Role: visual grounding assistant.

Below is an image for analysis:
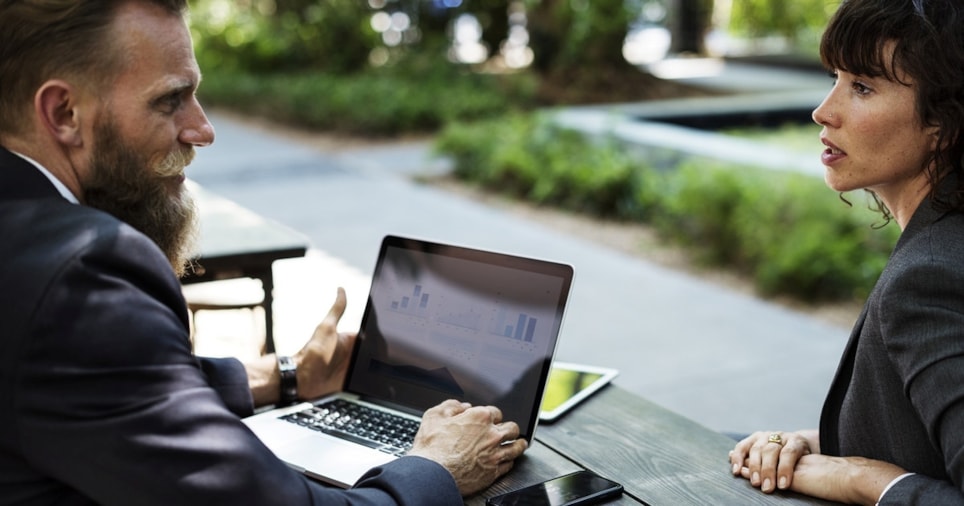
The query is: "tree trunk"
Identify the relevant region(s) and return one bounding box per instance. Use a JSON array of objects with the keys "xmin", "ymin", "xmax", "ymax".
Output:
[{"xmin": 668, "ymin": 0, "xmax": 714, "ymax": 55}]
